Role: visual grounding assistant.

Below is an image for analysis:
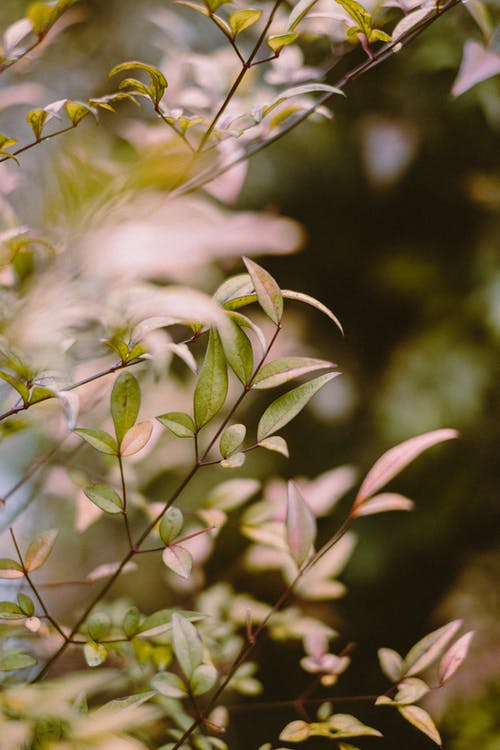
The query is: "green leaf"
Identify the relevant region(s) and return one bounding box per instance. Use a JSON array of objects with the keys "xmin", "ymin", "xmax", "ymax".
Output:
[
  {"xmin": 220, "ymin": 424, "xmax": 246, "ymax": 458},
  {"xmin": 122, "ymin": 607, "xmax": 141, "ymax": 638},
  {"xmin": 267, "ymin": 32, "xmax": 298, "ymax": 53},
  {"xmin": 26, "ymin": 108, "xmax": 49, "ymax": 140},
  {"xmin": 288, "ymin": 0, "xmax": 320, "ymax": 31},
  {"xmin": 257, "ymin": 372, "xmax": 339, "ymax": 441},
  {"xmin": 109, "ymin": 60, "xmax": 167, "ymax": 106},
  {"xmin": 334, "ymin": 0, "xmax": 371, "ymax": 33},
  {"xmin": 378, "ymin": 647, "xmax": 403, "ymax": 682},
  {"xmin": 151, "ymin": 671, "xmax": 187, "ymax": 698},
  {"xmin": 17, "ymin": 592, "xmax": 35, "ymax": 617},
  {"xmin": 286, "ymin": 481, "xmax": 316, "ymax": 567},
  {"xmin": 0, "ymin": 601, "xmax": 24, "ymax": 619},
  {"xmin": 65, "ymin": 100, "xmax": 97, "ymax": 125},
  {"xmin": 0, "ymin": 370, "xmax": 29, "ymax": 402},
  {"xmin": 229, "ymin": 9, "xmax": 262, "ymax": 36},
  {"xmin": 282, "ymin": 290, "xmax": 344, "ymax": 333},
  {"xmin": 263, "ymin": 84, "xmax": 344, "ymax": 120},
  {"xmin": 0, "ymin": 151, "xmax": 20, "ymax": 165},
  {"xmin": 258, "ymin": 435, "xmax": 289, "ymax": 457},
  {"xmin": 0, "ymin": 134, "xmax": 17, "ymax": 150},
  {"xmin": 193, "ymin": 328, "xmax": 228, "ymax": 429},
  {"xmin": 0, "ymin": 559, "xmax": 24, "ymax": 579},
  {"xmin": 162, "ymin": 545, "xmax": 193, "ymax": 579},
  {"xmin": 25, "ymin": 529, "xmax": 58, "ymax": 572},
  {"xmin": 243, "ymin": 257, "xmax": 283, "ymax": 325},
  {"xmin": 398, "ymin": 705, "xmax": 442, "ymax": 746},
  {"xmin": 87, "ymin": 612, "xmax": 112, "ymax": 641},
  {"xmin": 219, "ymin": 317, "xmax": 254, "ymax": 385},
  {"xmin": 74, "ymin": 428, "xmax": 118, "ymax": 455},
  {"xmin": 84, "ymin": 484, "xmax": 123, "ymax": 514},
  {"xmin": 0, "ymin": 649, "xmax": 36, "ymax": 671},
  {"xmin": 27, "ymin": 3, "xmax": 57, "ymax": 35},
  {"xmin": 171, "ymin": 613, "xmax": 204, "ymax": 680},
  {"xmin": 190, "ymin": 663, "xmax": 218, "ymax": 695},
  {"xmin": 159, "ymin": 508, "xmax": 184, "ymax": 545},
  {"xmin": 403, "ymin": 620, "xmax": 462, "ymax": 677},
  {"xmin": 84, "ymin": 641, "xmax": 108, "ymax": 668},
  {"xmin": 157, "ymin": 411, "xmax": 195, "ymax": 438},
  {"xmin": 120, "ymin": 420, "xmax": 153, "ymax": 456},
  {"xmin": 111, "ymin": 372, "xmax": 141, "ymax": 444},
  {"xmin": 252, "ymin": 357, "xmax": 335, "ymax": 389}
]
